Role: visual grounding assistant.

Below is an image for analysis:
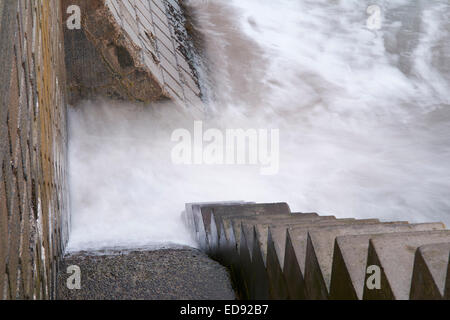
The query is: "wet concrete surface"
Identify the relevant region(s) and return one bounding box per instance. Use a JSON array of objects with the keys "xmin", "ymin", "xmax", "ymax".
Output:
[{"xmin": 57, "ymin": 247, "xmax": 236, "ymax": 300}]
